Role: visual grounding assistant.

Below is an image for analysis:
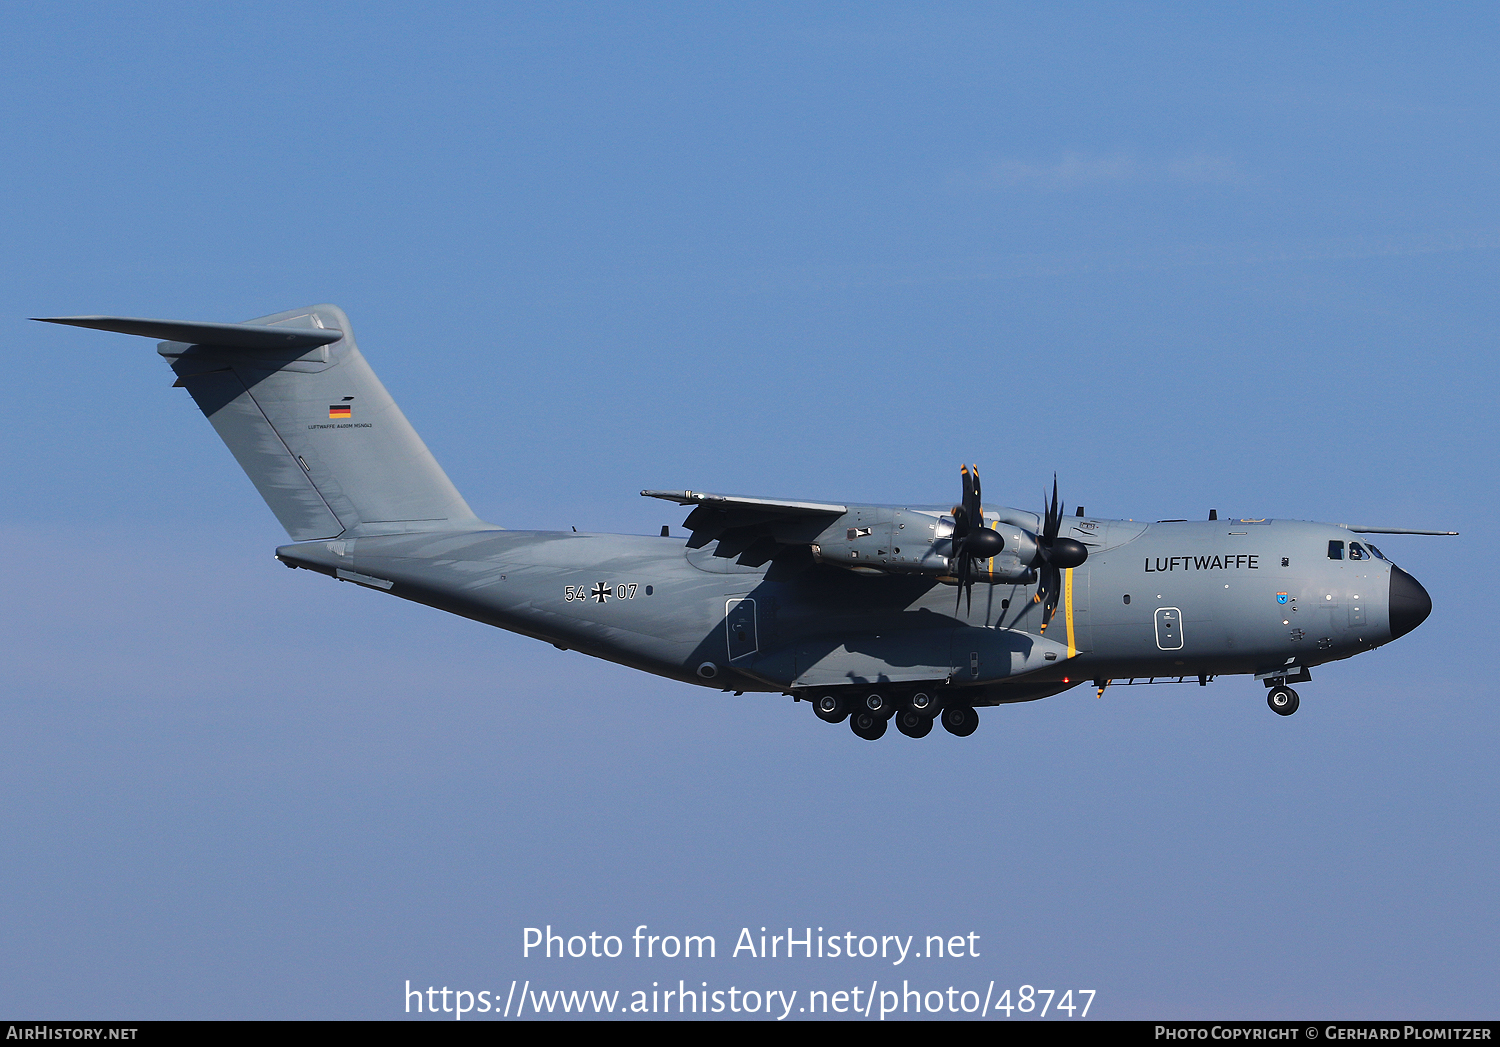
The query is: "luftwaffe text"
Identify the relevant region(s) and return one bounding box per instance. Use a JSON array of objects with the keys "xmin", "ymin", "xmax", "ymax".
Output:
[{"xmin": 1145, "ymin": 554, "xmax": 1260, "ymax": 572}]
